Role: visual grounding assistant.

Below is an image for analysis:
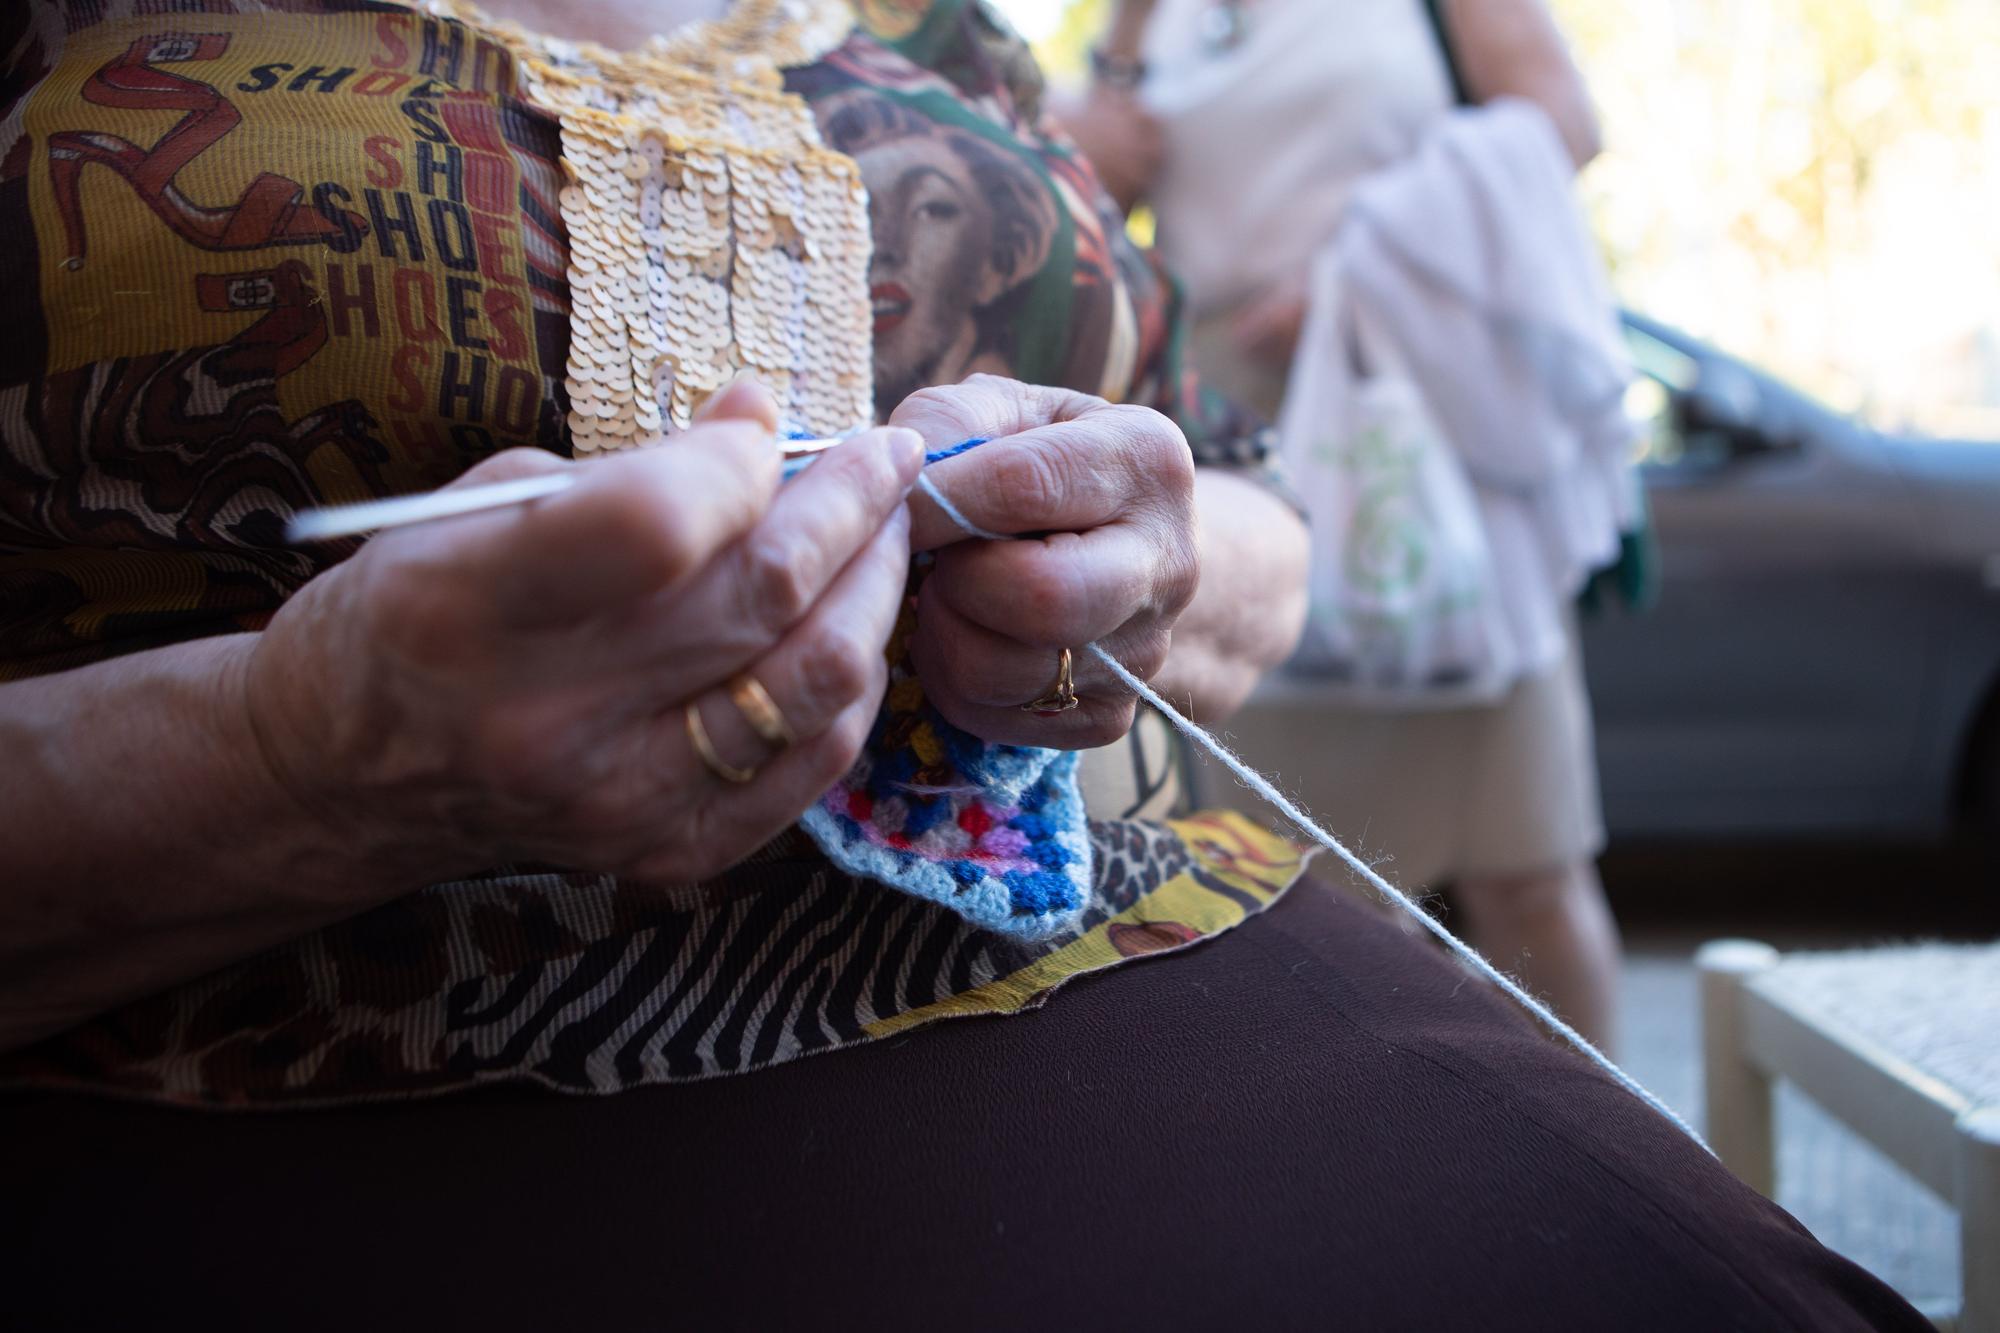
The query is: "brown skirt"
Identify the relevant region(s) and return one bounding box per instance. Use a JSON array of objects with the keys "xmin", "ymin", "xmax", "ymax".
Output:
[{"xmin": 0, "ymin": 879, "xmax": 1925, "ymax": 1332}]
